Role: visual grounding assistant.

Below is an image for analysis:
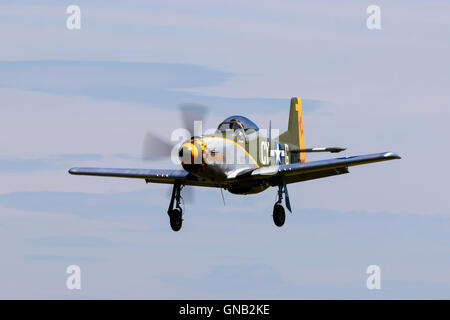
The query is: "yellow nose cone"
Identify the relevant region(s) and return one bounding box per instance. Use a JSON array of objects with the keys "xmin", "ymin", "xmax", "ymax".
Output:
[{"xmin": 180, "ymin": 142, "xmax": 199, "ymax": 163}]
